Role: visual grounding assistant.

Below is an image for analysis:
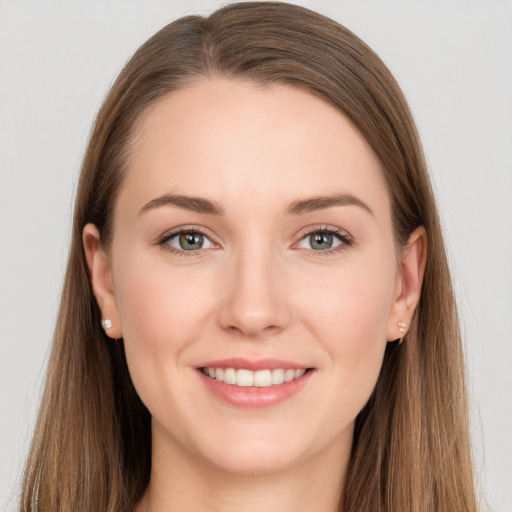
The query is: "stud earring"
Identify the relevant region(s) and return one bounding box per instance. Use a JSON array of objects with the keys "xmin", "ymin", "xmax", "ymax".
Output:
[
  {"xmin": 397, "ymin": 321, "xmax": 407, "ymax": 344},
  {"xmin": 101, "ymin": 318, "xmax": 113, "ymax": 332}
]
